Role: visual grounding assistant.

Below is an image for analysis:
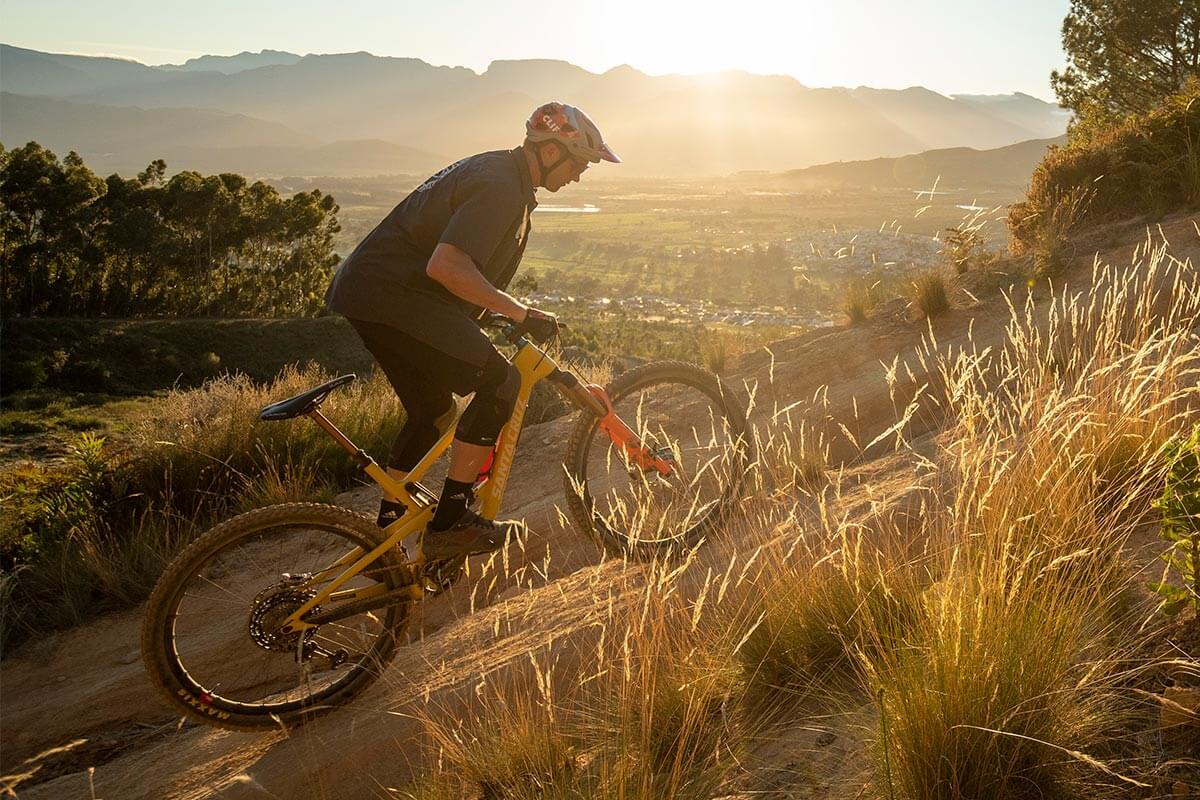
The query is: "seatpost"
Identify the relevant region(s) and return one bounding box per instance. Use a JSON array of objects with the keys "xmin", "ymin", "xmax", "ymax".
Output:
[{"xmin": 307, "ymin": 409, "xmax": 373, "ymax": 469}]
